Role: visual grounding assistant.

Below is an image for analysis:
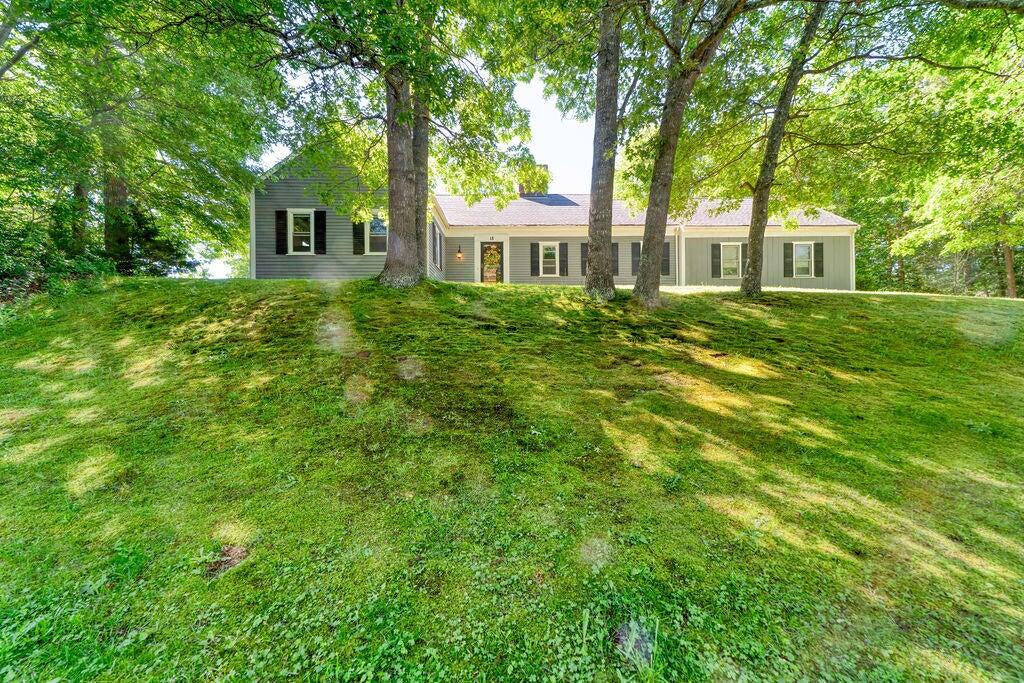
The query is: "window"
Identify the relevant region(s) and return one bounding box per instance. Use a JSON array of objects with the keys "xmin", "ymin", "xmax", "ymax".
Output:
[
  {"xmin": 366, "ymin": 215, "xmax": 388, "ymax": 254},
  {"xmin": 431, "ymin": 220, "xmax": 443, "ymax": 267},
  {"xmin": 721, "ymin": 242, "xmax": 741, "ymax": 278},
  {"xmin": 540, "ymin": 242, "xmax": 559, "ymax": 276},
  {"xmin": 289, "ymin": 209, "xmax": 314, "ymax": 254},
  {"xmin": 794, "ymin": 242, "xmax": 813, "ymax": 277}
]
